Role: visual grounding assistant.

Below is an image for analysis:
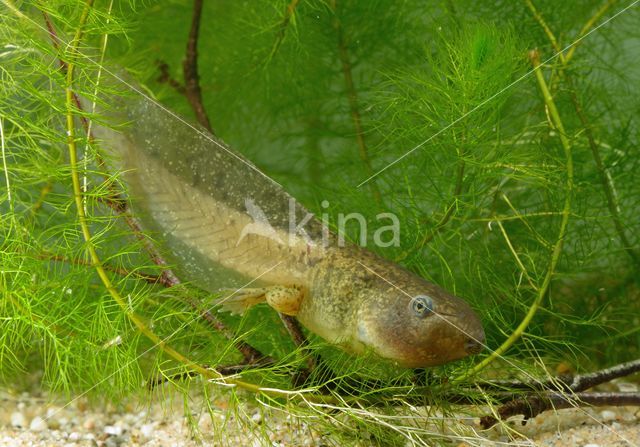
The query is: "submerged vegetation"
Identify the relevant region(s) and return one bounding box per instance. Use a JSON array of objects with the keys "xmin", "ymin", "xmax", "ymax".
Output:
[{"xmin": 1, "ymin": 0, "xmax": 639, "ymax": 444}]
